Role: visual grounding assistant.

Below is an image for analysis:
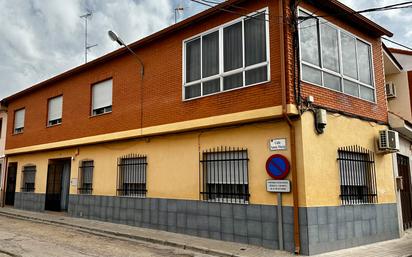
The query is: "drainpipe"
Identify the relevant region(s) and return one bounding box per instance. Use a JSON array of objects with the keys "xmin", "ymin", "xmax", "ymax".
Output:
[{"xmin": 279, "ymin": 0, "xmax": 300, "ymax": 254}]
